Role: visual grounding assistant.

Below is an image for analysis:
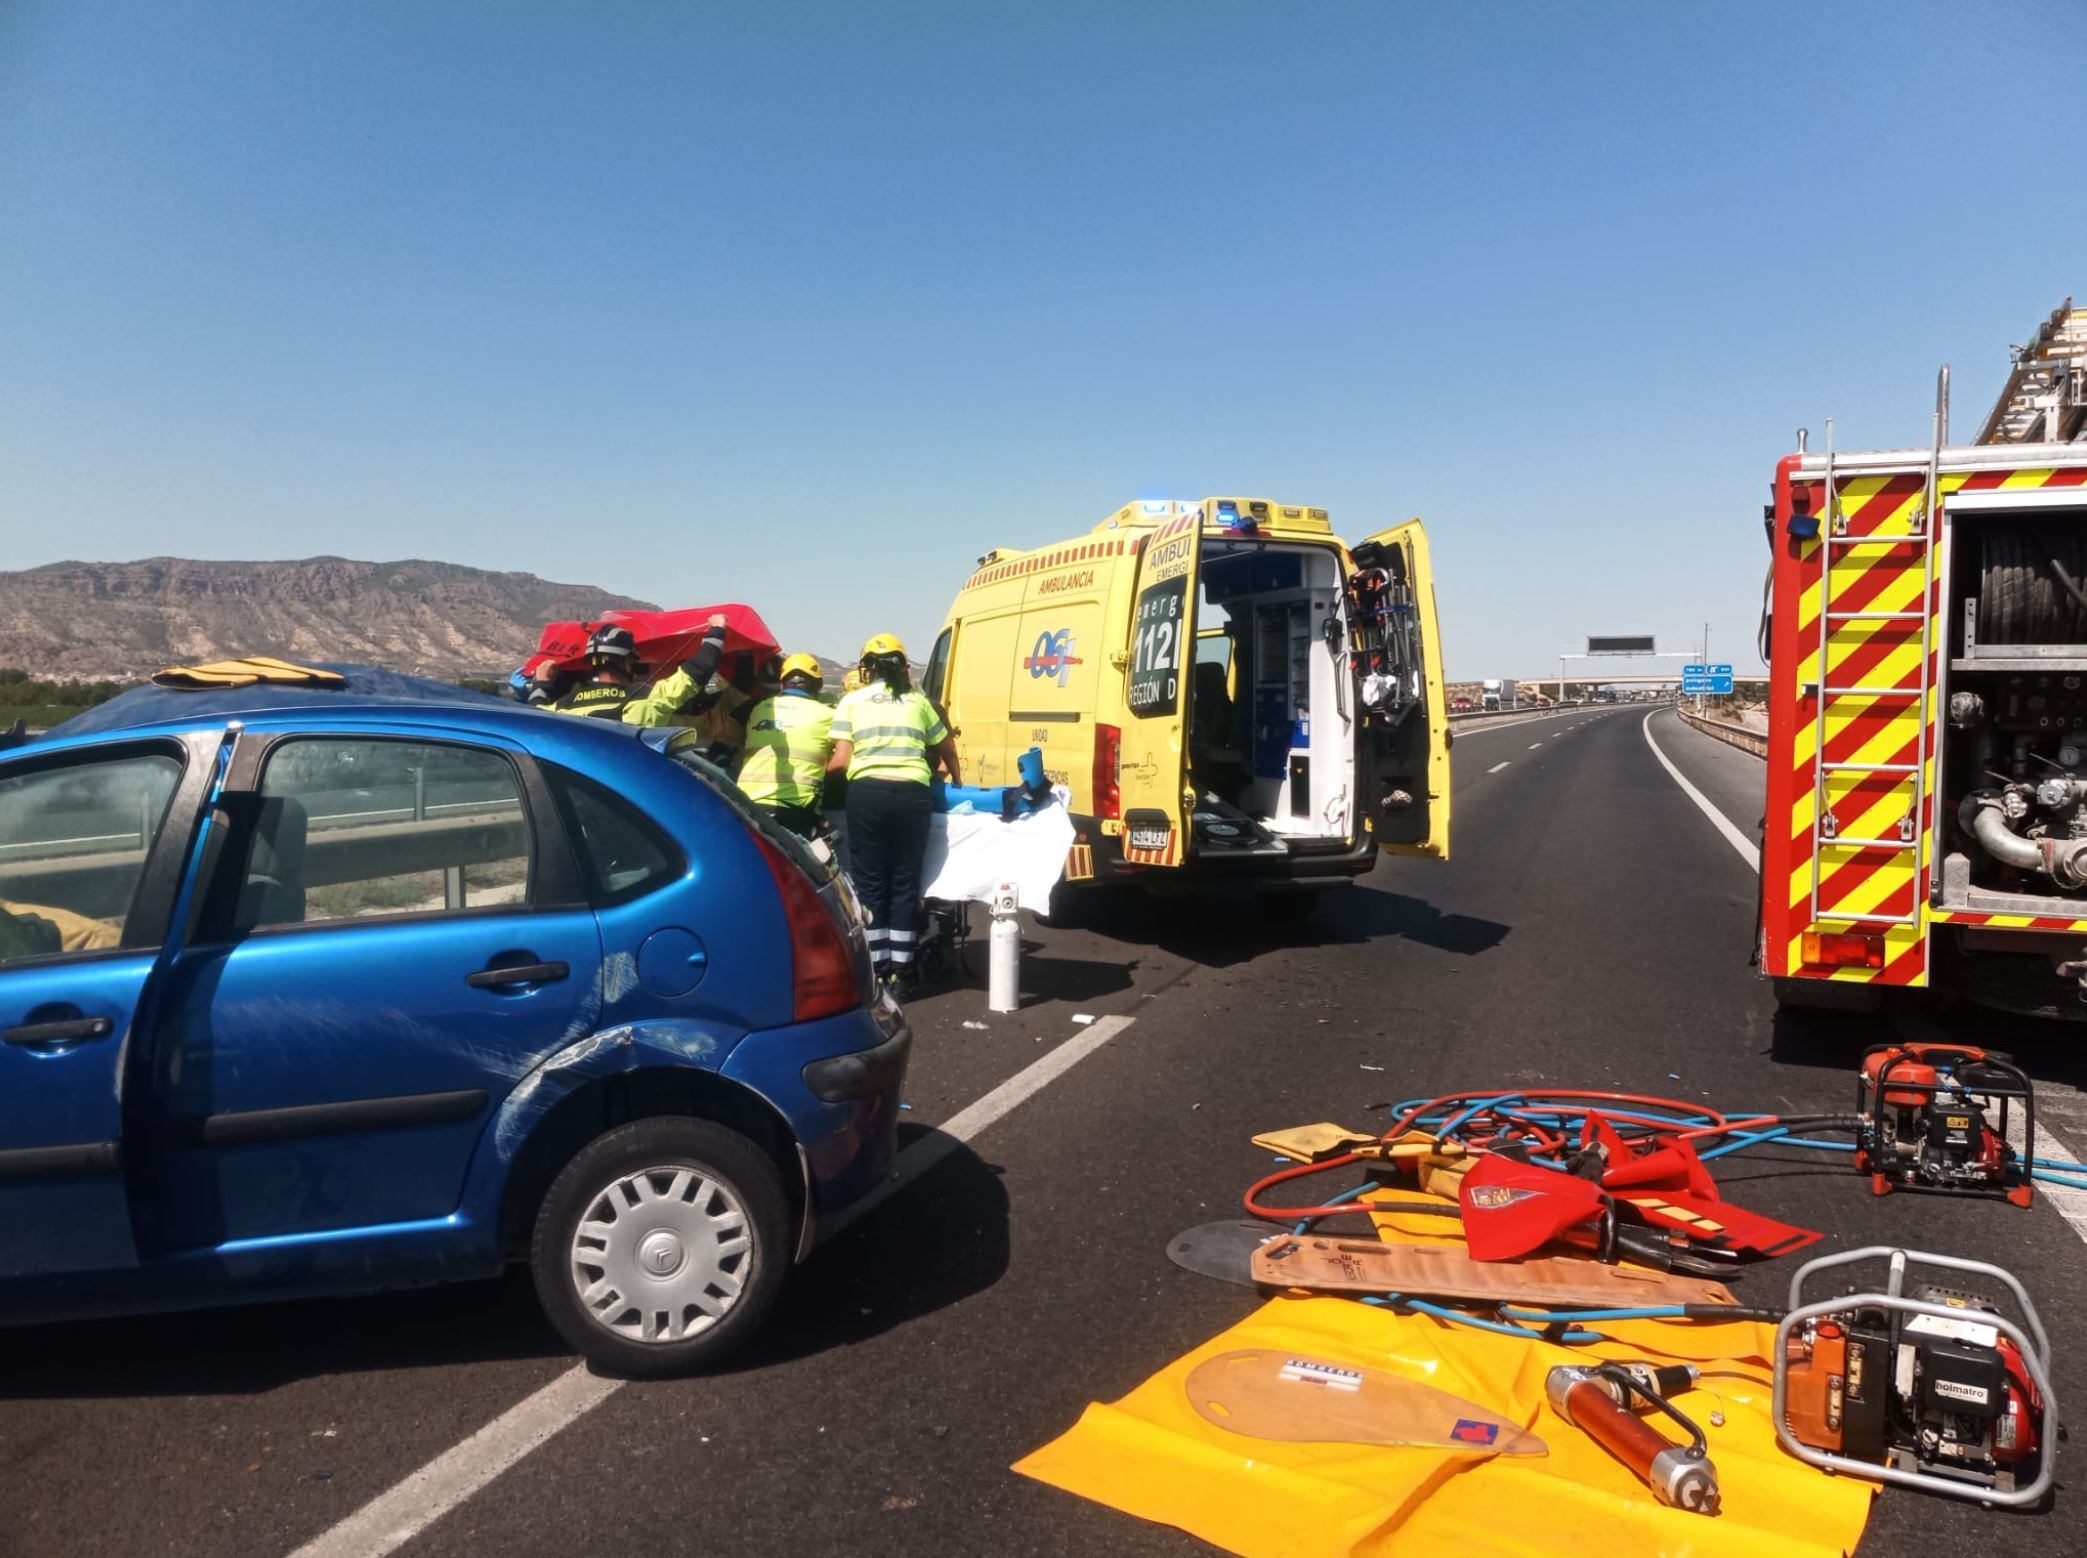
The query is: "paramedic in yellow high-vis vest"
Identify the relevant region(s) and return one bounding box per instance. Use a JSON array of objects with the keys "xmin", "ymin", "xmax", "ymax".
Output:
[
  {"xmin": 828, "ymin": 633, "xmax": 960, "ymax": 990},
  {"xmin": 736, "ymin": 653, "xmax": 835, "ymax": 839}
]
